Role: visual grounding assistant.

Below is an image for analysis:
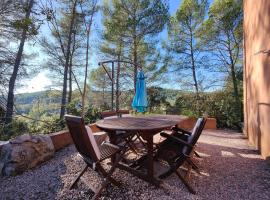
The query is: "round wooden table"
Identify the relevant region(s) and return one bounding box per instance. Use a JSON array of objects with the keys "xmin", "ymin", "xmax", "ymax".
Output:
[
  {"xmin": 96, "ymin": 115, "xmax": 186, "ymax": 186},
  {"xmin": 96, "ymin": 116, "xmax": 181, "ymax": 133}
]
